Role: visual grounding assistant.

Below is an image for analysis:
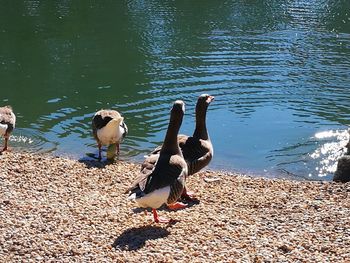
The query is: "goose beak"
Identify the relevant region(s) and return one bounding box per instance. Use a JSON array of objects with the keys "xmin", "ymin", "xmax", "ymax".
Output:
[{"xmin": 206, "ymin": 96, "xmax": 215, "ymax": 103}]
